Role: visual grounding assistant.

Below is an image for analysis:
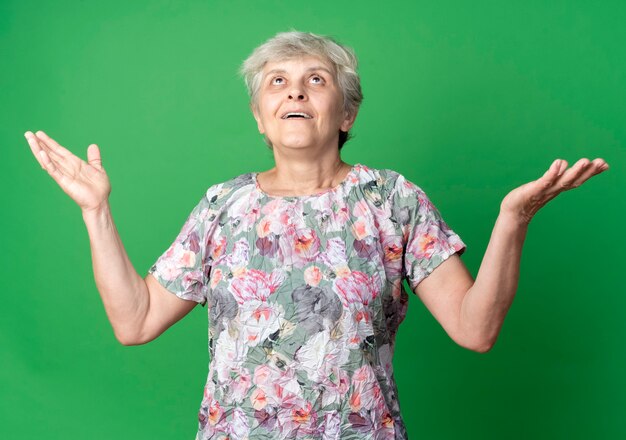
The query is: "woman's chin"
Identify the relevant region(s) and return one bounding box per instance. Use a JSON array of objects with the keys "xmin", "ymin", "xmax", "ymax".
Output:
[{"xmin": 274, "ymin": 136, "xmax": 316, "ymax": 149}]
